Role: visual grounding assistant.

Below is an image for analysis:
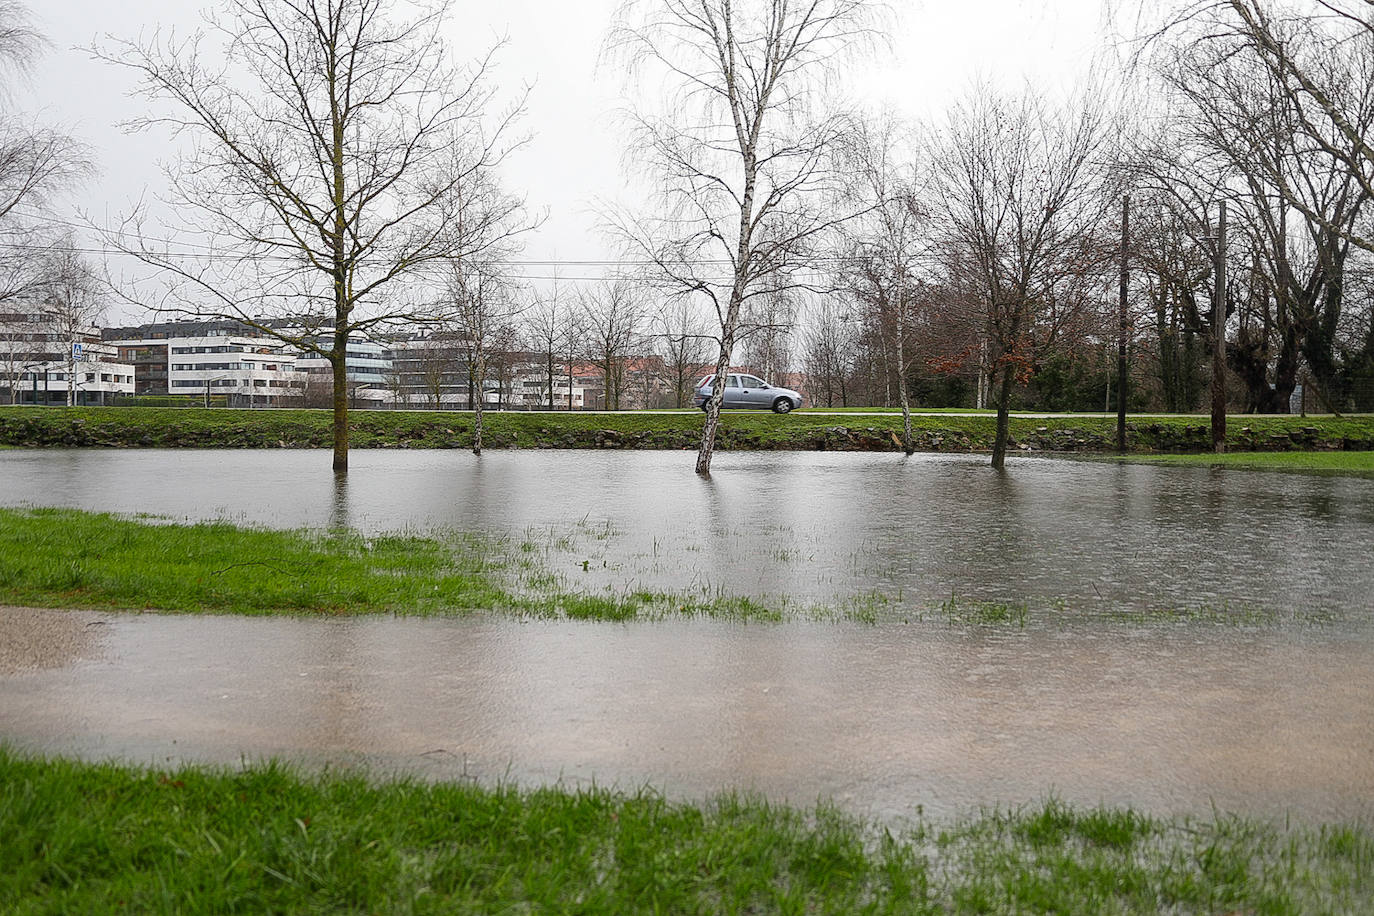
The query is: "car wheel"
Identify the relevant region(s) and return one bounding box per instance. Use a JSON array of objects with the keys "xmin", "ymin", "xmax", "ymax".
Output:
[{"xmin": 772, "ymin": 397, "xmax": 793, "ymax": 414}]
